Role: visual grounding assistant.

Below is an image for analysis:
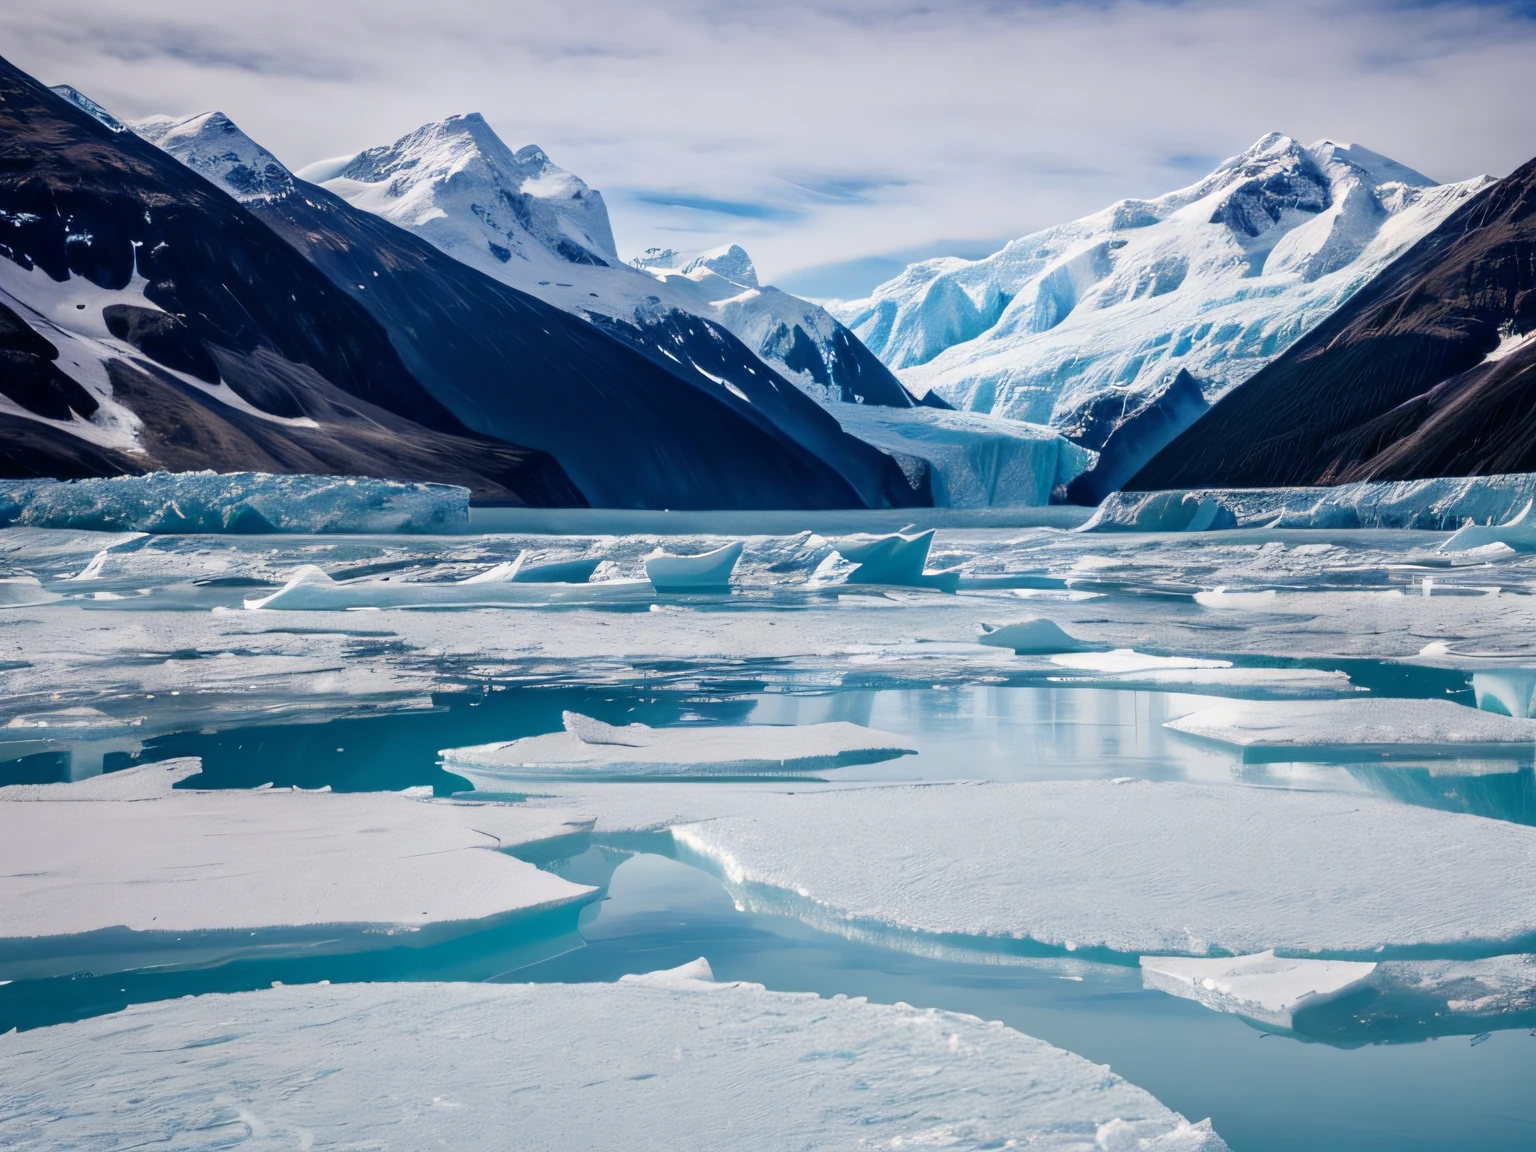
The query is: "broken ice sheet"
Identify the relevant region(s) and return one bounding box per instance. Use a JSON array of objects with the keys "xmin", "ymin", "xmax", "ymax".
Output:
[
  {"xmin": 442, "ymin": 709, "xmax": 916, "ymax": 786},
  {"xmin": 0, "ymin": 964, "xmax": 1228, "ymax": 1152},
  {"xmin": 1166, "ymin": 697, "xmax": 1536, "ymax": 760},
  {"xmin": 1142, "ymin": 950, "xmax": 1536, "ymax": 1045},
  {"xmin": 655, "ymin": 778, "xmax": 1536, "ymax": 957},
  {"xmin": 1139, "ymin": 952, "xmax": 1379, "ymax": 1029},
  {"xmin": 0, "ymin": 761, "xmax": 594, "ymax": 978}
]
